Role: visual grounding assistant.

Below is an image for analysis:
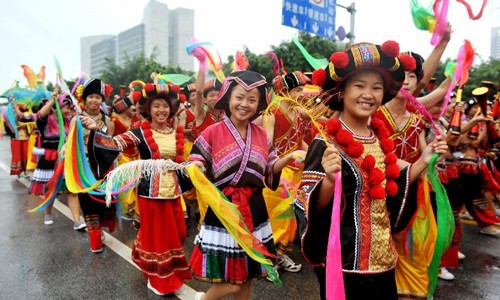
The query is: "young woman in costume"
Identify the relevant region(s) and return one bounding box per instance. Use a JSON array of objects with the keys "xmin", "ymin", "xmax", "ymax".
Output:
[
  {"xmin": 82, "ymin": 83, "xmax": 191, "ymax": 296},
  {"xmin": 299, "ymin": 41, "xmax": 448, "ymax": 299},
  {"xmin": 189, "ymin": 70, "xmax": 305, "ymax": 300},
  {"xmin": 16, "ymin": 94, "xmax": 84, "ymax": 229},
  {"xmin": 69, "ymin": 78, "xmax": 116, "ymax": 253},
  {"xmin": 369, "ymin": 26, "xmax": 452, "ymax": 298}
]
